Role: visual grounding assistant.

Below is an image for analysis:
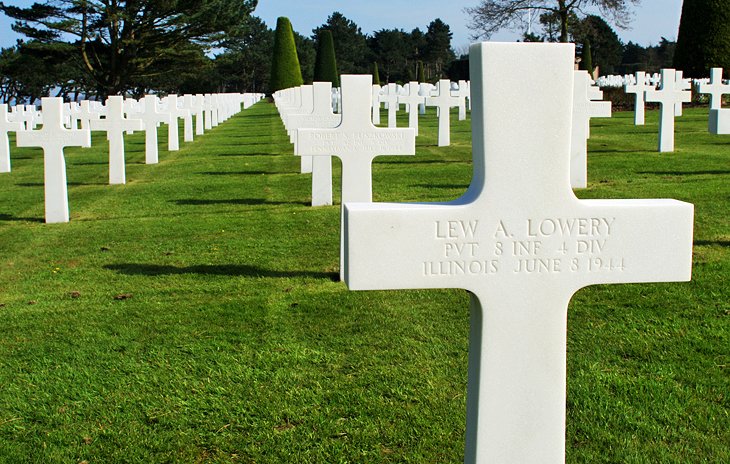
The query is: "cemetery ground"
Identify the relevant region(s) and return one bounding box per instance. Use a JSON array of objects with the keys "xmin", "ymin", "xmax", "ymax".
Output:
[{"xmin": 0, "ymin": 103, "xmax": 727, "ymax": 463}]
